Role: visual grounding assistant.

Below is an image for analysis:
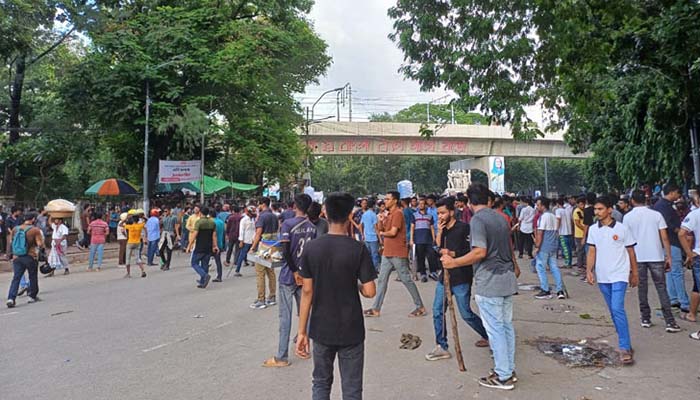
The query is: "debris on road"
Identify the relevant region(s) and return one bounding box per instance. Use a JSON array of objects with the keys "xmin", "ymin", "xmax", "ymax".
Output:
[
  {"xmin": 51, "ymin": 310, "xmax": 74, "ymax": 317},
  {"xmin": 399, "ymin": 333, "xmax": 421, "ymax": 350},
  {"xmin": 528, "ymin": 337, "xmax": 621, "ymax": 368}
]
